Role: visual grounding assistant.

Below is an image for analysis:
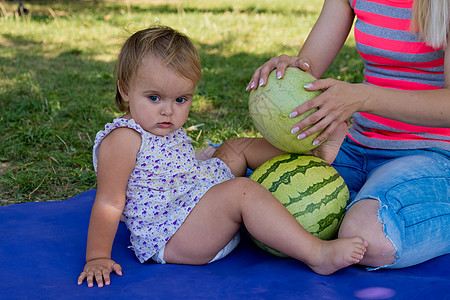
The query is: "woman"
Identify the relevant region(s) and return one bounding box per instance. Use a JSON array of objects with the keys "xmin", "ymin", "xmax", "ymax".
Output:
[{"xmin": 247, "ymin": 0, "xmax": 450, "ymax": 270}]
